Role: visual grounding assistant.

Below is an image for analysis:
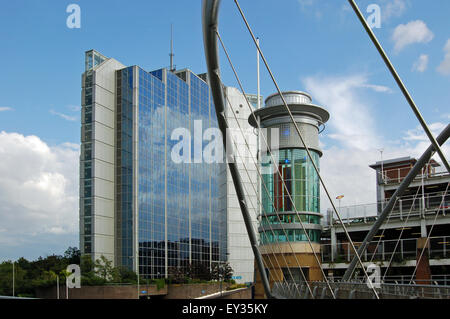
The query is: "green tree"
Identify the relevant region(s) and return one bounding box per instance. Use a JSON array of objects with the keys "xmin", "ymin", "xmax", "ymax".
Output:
[
  {"xmin": 64, "ymin": 247, "xmax": 81, "ymax": 265},
  {"xmin": 114, "ymin": 266, "xmax": 137, "ymax": 283},
  {"xmin": 211, "ymin": 262, "xmax": 233, "ymax": 282},
  {"xmin": 94, "ymin": 255, "xmax": 115, "ymax": 281}
]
